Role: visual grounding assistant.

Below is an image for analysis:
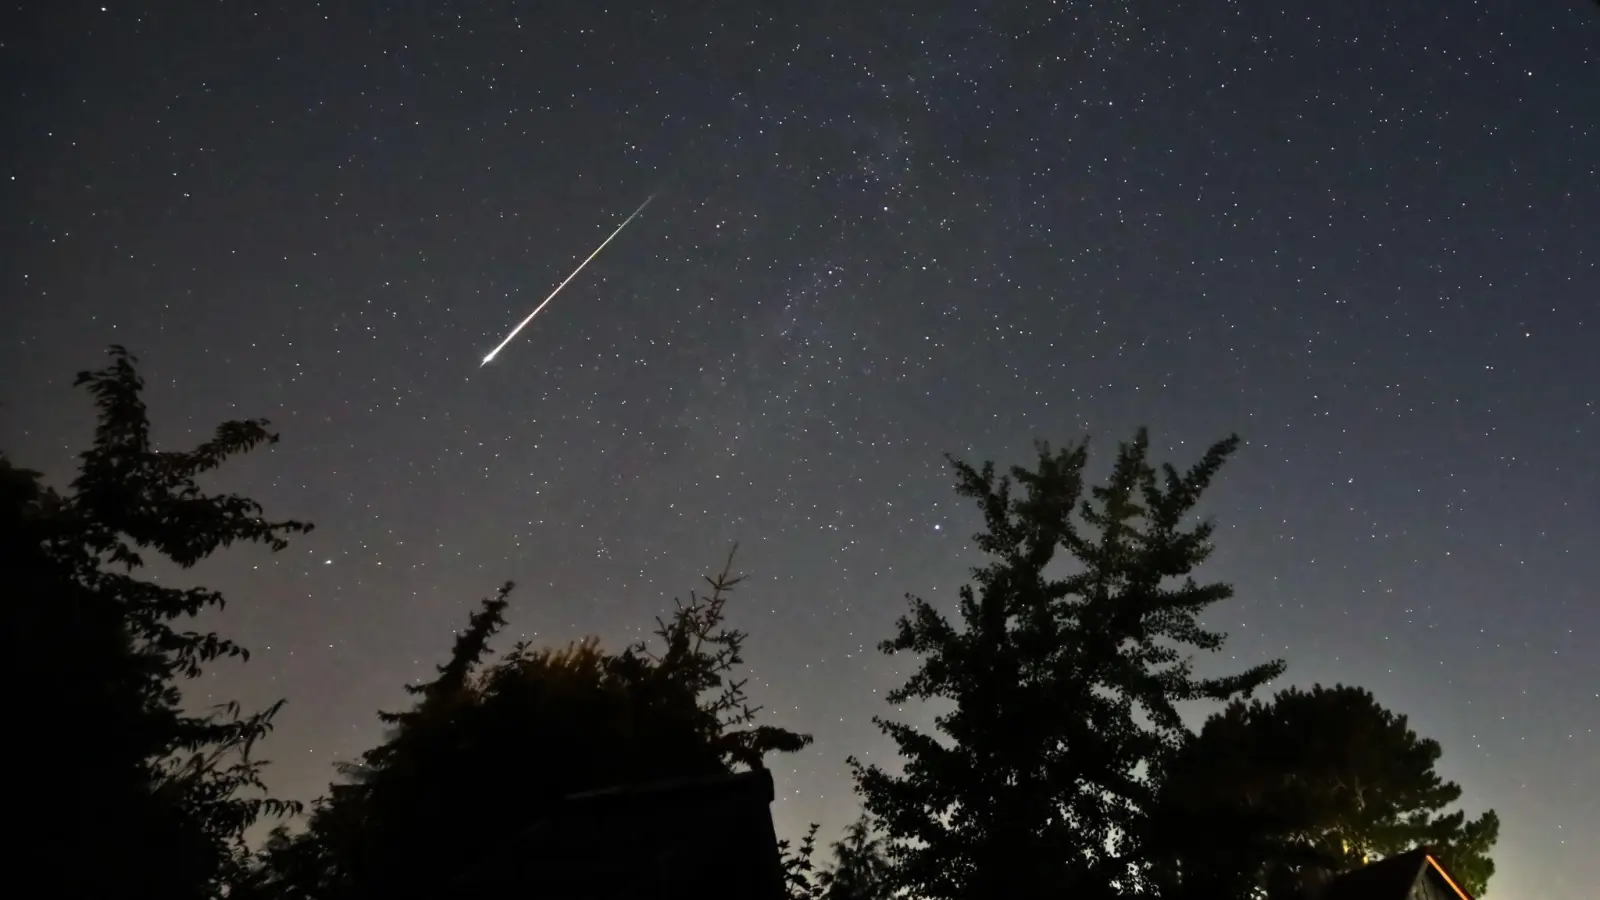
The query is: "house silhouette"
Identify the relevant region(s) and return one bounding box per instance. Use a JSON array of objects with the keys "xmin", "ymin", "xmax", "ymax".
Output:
[
  {"xmin": 1310, "ymin": 847, "xmax": 1475, "ymax": 900},
  {"xmin": 446, "ymin": 767, "xmax": 788, "ymax": 899}
]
